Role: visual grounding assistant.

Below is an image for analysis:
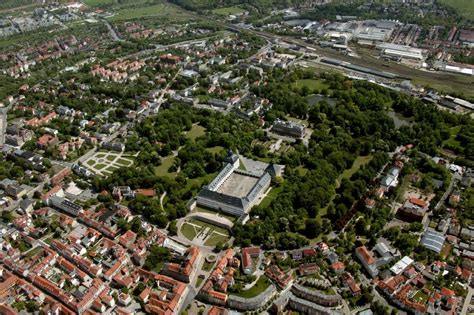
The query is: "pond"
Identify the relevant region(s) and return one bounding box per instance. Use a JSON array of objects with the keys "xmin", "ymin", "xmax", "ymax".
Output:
[
  {"xmin": 306, "ymin": 94, "xmax": 338, "ymax": 107},
  {"xmin": 387, "ymin": 110, "xmax": 413, "ymax": 128}
]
